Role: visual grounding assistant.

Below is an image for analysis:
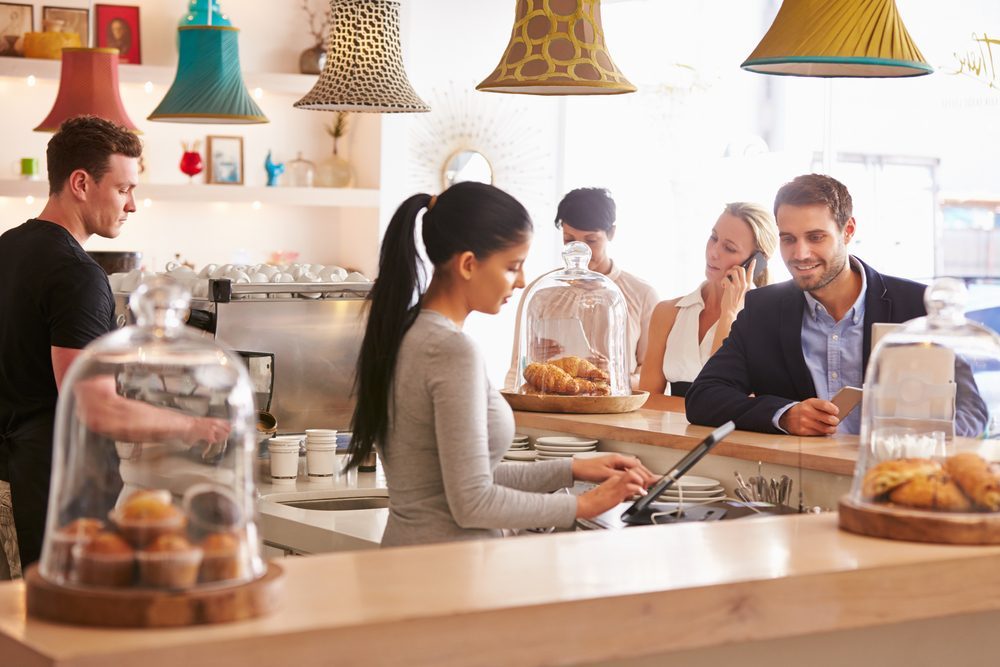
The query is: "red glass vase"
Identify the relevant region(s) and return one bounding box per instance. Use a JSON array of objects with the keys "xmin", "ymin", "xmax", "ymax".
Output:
[{"xmin": 180, "ymin": 150, "xmax": 204, "ymax": 182}]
